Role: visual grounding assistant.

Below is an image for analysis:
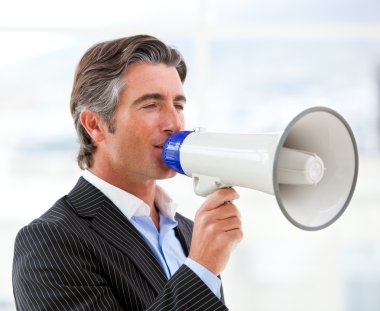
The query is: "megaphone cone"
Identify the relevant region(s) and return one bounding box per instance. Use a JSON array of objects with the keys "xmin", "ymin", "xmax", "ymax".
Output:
[{"xmin": 162, "ymin": 107, "xmax": 358, "ymax": 231}]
